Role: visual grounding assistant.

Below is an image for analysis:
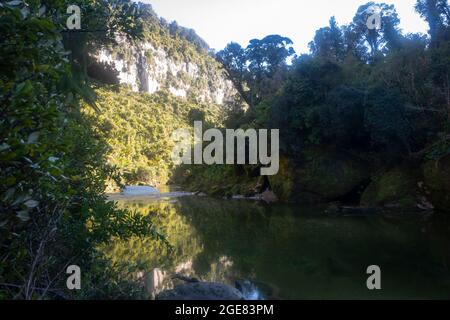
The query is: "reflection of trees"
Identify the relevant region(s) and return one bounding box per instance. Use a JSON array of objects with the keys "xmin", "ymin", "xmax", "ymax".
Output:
[
  {"xmin": 175, "ymin": 197, "xmax": 450, "ymax": 299},
  {"xmin": 101, "ymin": 196, "xmax": 450, "ymax": 299},
  {"xmin": 101, "ymin": 200, "xmax": 203, "ymax": 273}
]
